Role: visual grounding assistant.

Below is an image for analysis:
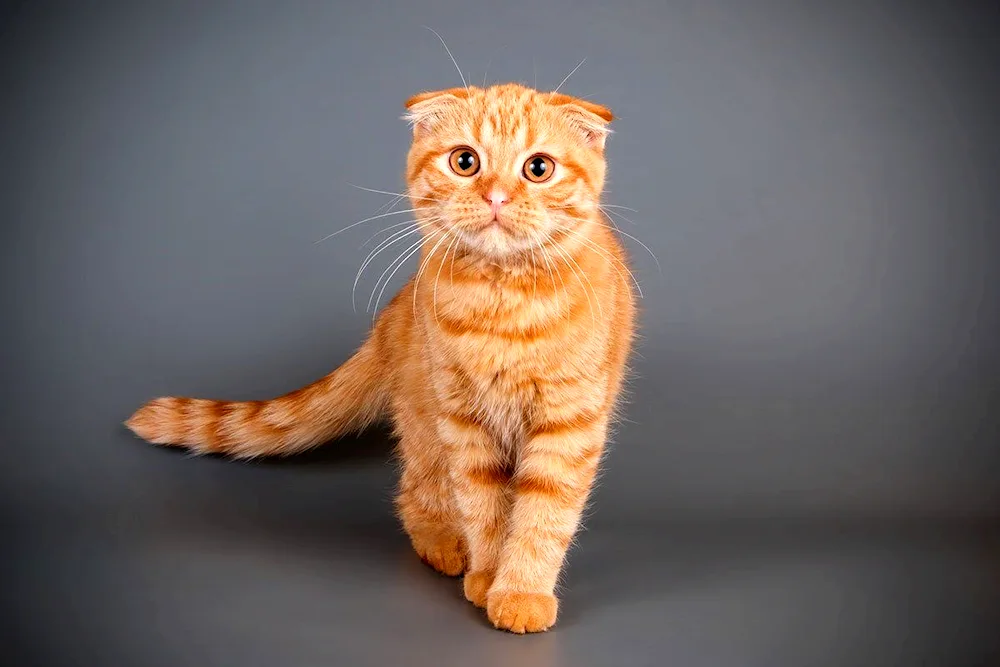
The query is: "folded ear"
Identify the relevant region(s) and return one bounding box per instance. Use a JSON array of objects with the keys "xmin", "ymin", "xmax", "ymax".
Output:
[
  {"xmin": 547, "ymin": 93, "xmax": 614, "ymax": 149},
  {"xmin": 403, "ymin": 88, "xmax": 470, "ymax": 137}
]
